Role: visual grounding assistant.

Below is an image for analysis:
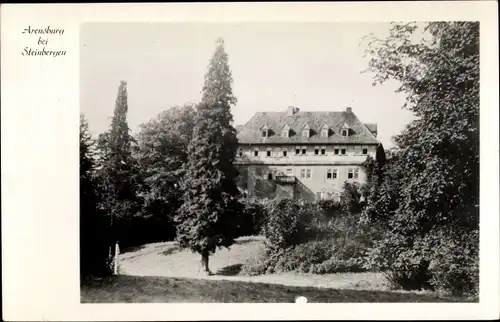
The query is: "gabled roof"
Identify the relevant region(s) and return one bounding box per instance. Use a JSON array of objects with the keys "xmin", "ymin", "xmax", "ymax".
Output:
[
  {"xmin": 320, "ymin": 123, "xmax": 330, "ymax": 130},
  {"xmin": 281, "ymin": 124, "xmax": 291, "ymax": 130},
  {"xmin": 236, "ymin": 109, "xmax": 379, "ymax": 144},
  {"xmin": 364, "ymin": 123, "xmax": 378, "ymax": 136}
]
